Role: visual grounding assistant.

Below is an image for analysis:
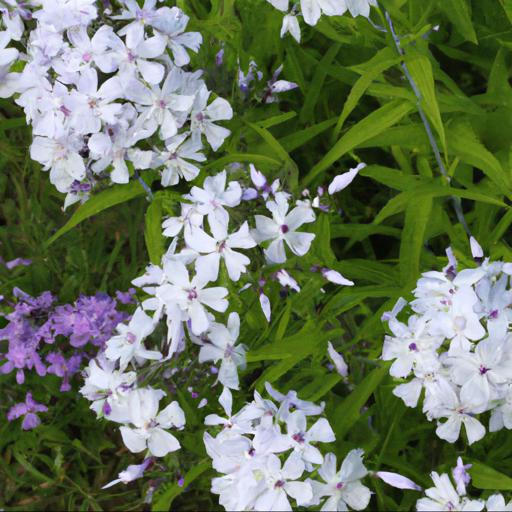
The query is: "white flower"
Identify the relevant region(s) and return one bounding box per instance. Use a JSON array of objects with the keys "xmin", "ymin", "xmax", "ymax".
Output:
[
  {"xmin": 105, "ymin": 307, "xmax": 162, "ymax": 370},
  {"xmin": 65, "ymin": 68, "xmax": 123, "ymax": 135},
  {"xmin": 204, "ymin": 387, "xmax": 252, "ymax": 433},
  {"xmin": 0, "ymin": 3, "xmax": 25, "ymax": 41},
  {"xmin": 447, "ymin": 334, "xmax": 512, "ymax": 404},
  {"xmin": 300, "ymin": 0, "xmax": 346, "ymax": 26},
  {"xmin": 327, "ymin": 341, "xmax": 348, "ymax": 377},
  {"xmin": 126, "ymin": 70, "xmax": 195, "ymax": 140},
  {"xmin": 430, "ymin": 379, "xmax": 487, "ymax": 445},
  {"xmin": 195, "ymin": 313, "xmax": 247, "ymax": 390},
  {"xmin": 487, "ymin": 493, "xmax": 512, "ymax": 511},
  {"xmin": 154, "ymin": 133, "xmax": 205, "ymax": 187},
  {"xmin": 79, "ymin": 358, "xmax": 137, "ymax": 422},
  {"xmin": 152, "ymin": 6, "xmax": 203, "ymax": 67},
  {"xmin": 191, "ymin": 85, "xmax": 233, "ymax": 150},
  {"xmin": 88, "ymin": 124, "xmax": 153, "ymax": 184},
  {"xmin": 266, "ymin": 382, "xmax": 325, "ymax": 421},
  {"xmin": 156, "ymin": 260, "xmax": 228, "ymax": 336},
  {"xmin": 252, "ymin": 192, "xmax": 316, "ymax": 264},
  {"xmin": 30, "ymin": 133, "xmax": 86, "ymax": 193},
  {"xmin": 102, "ymin": 458, "xmax": 152, "ymax": 489},
  {"xmin": 309, "ymin": 450, "xmax": 371, "ymax": 511},
  {"xmin": 344, "ymin": 0, "xmax": 378, "ymax": 18},
  {"xmin": 253, "ymin": 452, "xmax": 313, "ymax": 511},
  {"xmin": 186, "ymin": 217, "xmax": 256, "ymax": 282},
  {"xmin": 285, "ymin": 410, "xmax": 335, "ymax": 464},
  {"xmin": 266, "ymin": 0, "xmax": 289, "ymax": 11},
  {"xmin": 382, "ymin": 315, "xmax": 443, "ymax": 378},
  {"xmin": 104, "ymin": 26, "xmax": 167, "ymax": 84},
  {"xmin": 120, "ymin": 387, "xmax": 185, "ymax": 457},
  {"xmin": 416, "ymin": 472, "xmax": 484, "ymax": 512},
  {"xmin": 33, "ymin": 0, "xmax": 98, "ymax": 31},
  {"xmin": 162, "ymin": 203, "xmax": 203, "ymax": 238},
  {"xmin": 186, "ymin": 170, "xmax": 242, "ymax": 225},
  {"xmin": 328, "ymin": 163, "xmax": 365, "ymax": 195},
  {"xmin": 322, "ymin": 268, "xmax": 354, "ymax": 286},
  {"xmin": 275, "ymin": 269, "xmax": 300, "ymax": 292},
  {"xmin": 53, "ymin": 25, "xmax": 115, "ymax": 80},
  {"xmin": 281, "ymin": 14, "xmax": 301, "ymax": 43}
]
